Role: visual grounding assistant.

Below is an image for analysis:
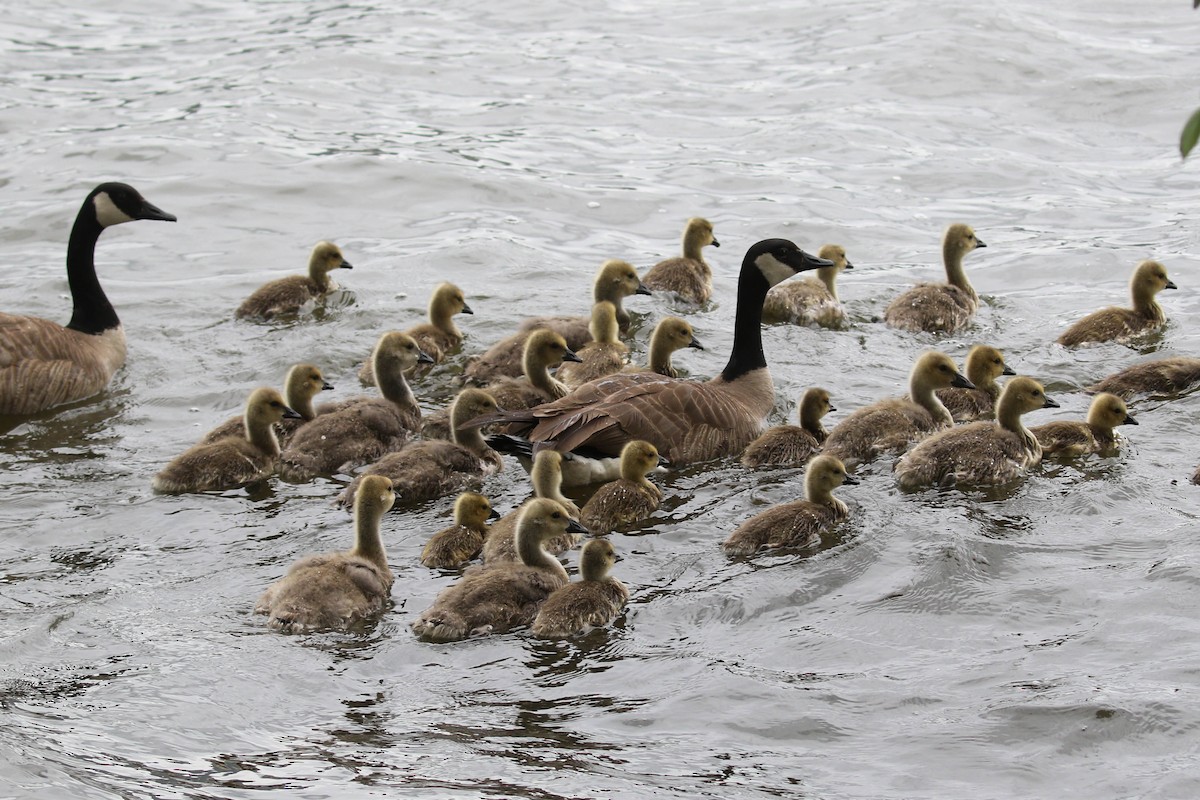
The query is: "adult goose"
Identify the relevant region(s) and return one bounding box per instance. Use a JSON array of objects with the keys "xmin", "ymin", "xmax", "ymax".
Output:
[
  {"xmin": 358, "ymin": 282, "xmax": 473, "ymax": 384},
  {"xmin": 640, "ymin": 217, "xmax": 721, "ymax": 305},
  {"xmin": 884, "ymin": 223, "xmax": 986, "ymax": 334},
  {"xmin": 235, "ymin": 240, "xmax": 353, "ymax": 320},
  {"xmin": 1087, "ymin": 356, "xmax": 1200, "ymax": 400},
  {"xmin": 936, "ymin": 344, "xmax": 1014, "ymax": 423},
  {"xmin": 531, "ymin": 538, "xmax": 629, "ymax": 639},
  {"xmin": 467, "ymin": 239, "xmax": 833, "ymax": 480},
  {"xmin": 0, "ymin": 182, "xmax": 176, "ymax": 416},
  {"xmin": 1056, "ymin": 260, "xmax": 1177, "ymax": 347},
  {"xmin": 201, "ymin": 363, "xmax": 333, "ymax": 447},
  {"xmin": 763, "ymin": 243, "xmax": 853, "ymax": 328},
  {"xmin": 894, "ymin": 376, "xmax": 1058, "ymax": 490},
  {"xmin": 1029, "ymin": 392, "xmax": 1137, "ymax": 457},
  {"xmin": 255, "ymin": 475, "xmax": 396, "ymax": 632},
  {"xmin": 740, "ymin": 387, "xmax": 833, "ymax": 468}
]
